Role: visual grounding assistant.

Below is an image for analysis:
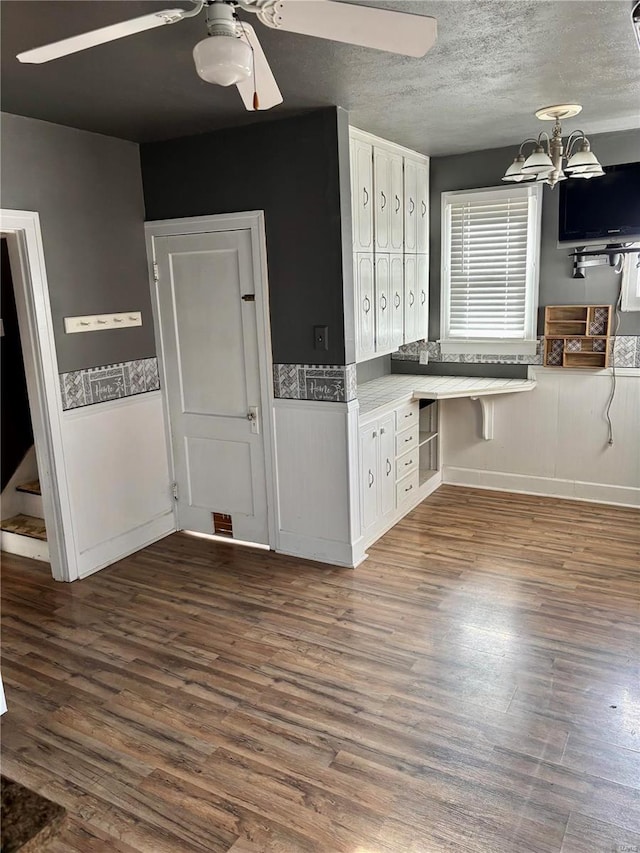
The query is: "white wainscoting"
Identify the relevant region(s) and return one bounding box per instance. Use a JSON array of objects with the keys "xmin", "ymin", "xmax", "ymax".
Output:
[
  {"xmin": 442, "ymin": 368, "xmax": 640, "ymax": 507},
  {"xmin": 62, "ymin": 391, "xmax": 175, "ymax": 577},
  {"xmin": 273, "ymin": 399, "xmax": 364, "ymax": 568}
]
